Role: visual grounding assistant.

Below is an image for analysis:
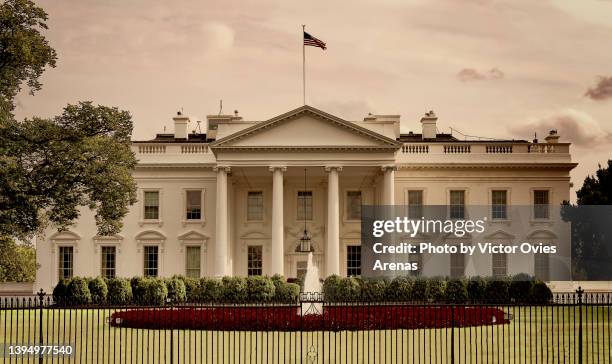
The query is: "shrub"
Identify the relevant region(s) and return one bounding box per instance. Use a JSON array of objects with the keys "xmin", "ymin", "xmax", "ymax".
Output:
[
  {"xmin": 66, "ymin": 277, "xmax": 91, "ymax": 304},
  {"xmin": 336, "ymin": 277, "xmax": 361, "ymax": 301},
  {"xmin": 484, "ymin": 277, "xmax": 510, "ymax": 302},
  {"xmin": 323, "ymin": 275, "xmax": 342, "ymax": 301},
  {"xmin": 445, "ymin": 279, "xmax": 468, "ymax": 303},
  {"xmin": 222, "ymin": 276, "xmax": 248, "ymax": 302},
  {"xmin": 181, "ymin": 277, "xmax": 200, "ymax": 302},
  {"xmin": 199, "ymin": 278, "xmax": 223, "ymax": 302},
  {"xmin": 531, "ymin": 281, "xmax": 552, "ymax": 304},
  {"xmin": 106, "ymin": 278, "xmax": 132, "ymax": 305},
  {"xmin": 246, "ymin": 276, "xmax": 276, "ymax": 302},
  {"xmin": 361, "ymin": 279, "xmax": 387, "ymax": 302},
  {"xmin": 52, "ymin": 279, "xmax": 69, "ymax": 304},
  {"xmin": 509, "ymin": 274, "xmax": 534, "ymax": 303},
  {"xmin": 88, "ymin": 277, "xmax": 108, "ymax": 304},
  {"xmin": 411, "ymin": 278, "xmax": 427, "ymax": 301},
  {"xmin": 425, "ymin": 278, "xmax": 446, "ymax": 301},
  {"xmin": 467, "ymin": 277, "xmax": 486, "ymax": 302},
  {"xmin": 166, "ymin": 277, "xmax": 186, "ymax": 303},
  {"xmin": 275, "ymin": 282, "xmax": 300, "ymax": 303},
  {"xmin": 385, "ymin": 276, "xmax": 412, "ymax": 301},
  {"xmin": 131, "ymin": 277, "xmax": 168, "ymax": 305}
]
